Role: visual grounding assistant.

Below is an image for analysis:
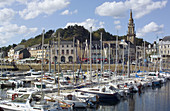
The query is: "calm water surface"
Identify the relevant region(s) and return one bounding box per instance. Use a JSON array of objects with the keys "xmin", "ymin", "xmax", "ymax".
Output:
[
  {"xmin": 0, "ymin": 81, "xmax": 170, "ymax": 111},
  {"xmin": 86, "ymin": 81, "xmax": 170, "ymax": 111}
]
